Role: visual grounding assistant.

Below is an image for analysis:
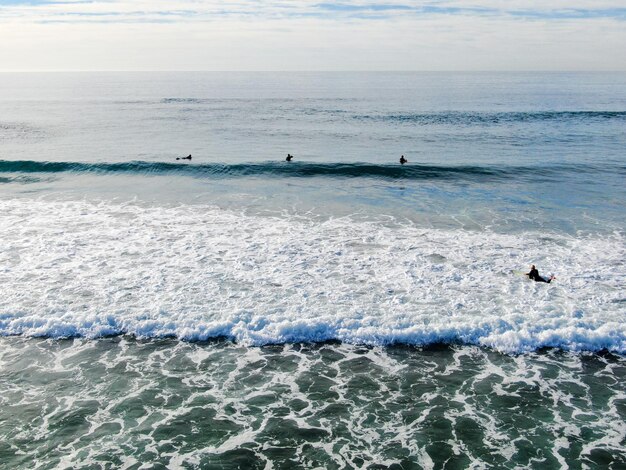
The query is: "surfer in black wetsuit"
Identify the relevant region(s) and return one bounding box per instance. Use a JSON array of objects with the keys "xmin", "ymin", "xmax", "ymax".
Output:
[
  {"xmin": 526, "ymin": 265, "xmax": 555, "ymax": 283},
  {"xmin": 176, "ymin": 154, "xmax": 192, "ymax": 161},
  {"xmin": 400, "ymin": 155, "xmax": 407, "ymax": 165},
  {"xmin": 286, "ymin": 154, "xmax": 293, "ymax": 162}
]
